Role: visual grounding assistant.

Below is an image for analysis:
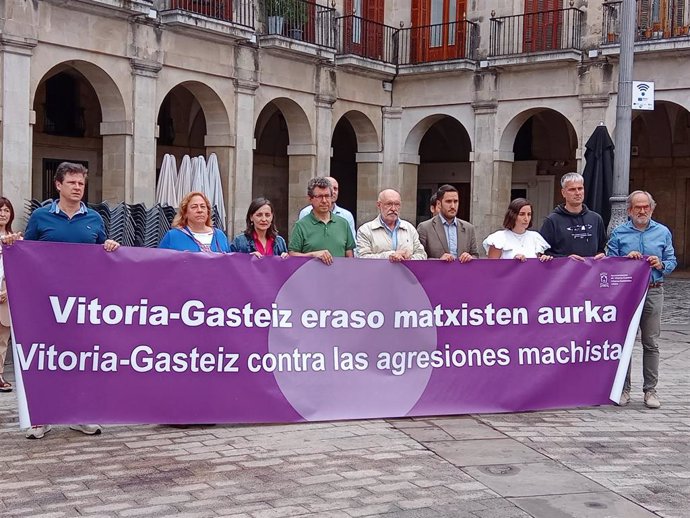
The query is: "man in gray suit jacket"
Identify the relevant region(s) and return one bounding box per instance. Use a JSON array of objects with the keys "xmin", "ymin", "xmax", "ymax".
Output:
[{"xmin": 417, "ymin": 184, "xmax": 478, "ymax": 263}]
